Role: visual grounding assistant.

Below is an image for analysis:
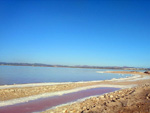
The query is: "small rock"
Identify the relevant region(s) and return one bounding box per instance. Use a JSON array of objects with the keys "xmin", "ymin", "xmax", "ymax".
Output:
[
  {"xmin": 146, "ymin": 93, "xmax": 150, "ymax": 100},
  {"xmin": 100, "ymin": 95, "xmax": 104, "ymax": 98},
  {"xmin": 82, "ymin": 106, "xmax": 86, "ymax": 110},
  {"xmin": 110, "ymin": 95, "xmax": 113, "ymax": 98},
  {"xmin": 119, "ymin": 91, "xmax": 122, "ymax": 93},
  {"xmin": 144, "ymin": 71, "xmax": 150, "ymax": 74},
  {"xmin": 62, "ymin": 109, "xmax": 67, "ymax": 113}
]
